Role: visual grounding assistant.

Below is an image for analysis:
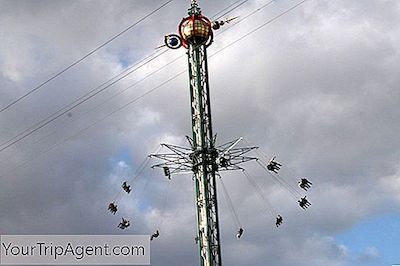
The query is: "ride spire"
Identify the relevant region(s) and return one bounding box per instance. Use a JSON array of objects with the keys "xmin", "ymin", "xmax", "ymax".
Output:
[
  {"xmin": 189, "ymin": 0, "xmax": 201, "ymax": 16},
  {"xmin": 150, "ymin": 1, "xmax": 258, "ymax": 265}
]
